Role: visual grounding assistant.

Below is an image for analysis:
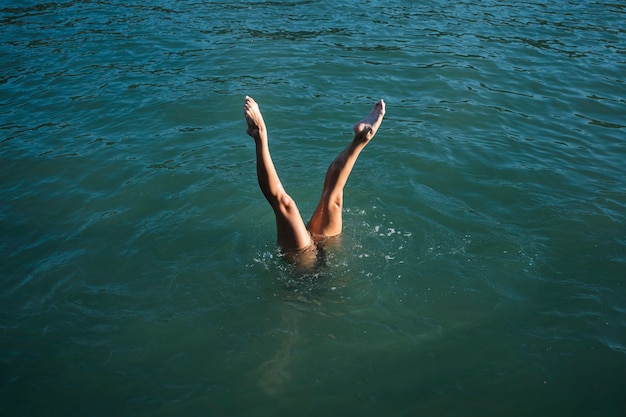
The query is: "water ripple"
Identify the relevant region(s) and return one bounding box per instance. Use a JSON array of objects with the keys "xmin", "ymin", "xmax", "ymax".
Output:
[{"xmin": 1, "ymin": 0, "xmax": 626, "ymax": 415}]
